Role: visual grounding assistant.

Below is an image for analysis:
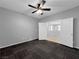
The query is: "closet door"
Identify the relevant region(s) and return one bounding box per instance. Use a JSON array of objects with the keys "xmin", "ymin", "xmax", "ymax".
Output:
[
  {"xmin": 39, "ymin": 23, "xmax": 47, "ymax": 40},
  {"xmin": 60, "ymin": 18, "xmax": 73, "ymax": 47}
]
